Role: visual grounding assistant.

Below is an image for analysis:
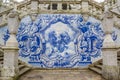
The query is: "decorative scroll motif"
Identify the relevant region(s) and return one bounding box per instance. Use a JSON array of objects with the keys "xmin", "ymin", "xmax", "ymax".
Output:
[
  {"xmin": 3, "ymin": 14, "xmax": 117, "ymax": 68},
  {"xmin": 76, "ymin": 22, "xmax": 104, "ymax": 62}
]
